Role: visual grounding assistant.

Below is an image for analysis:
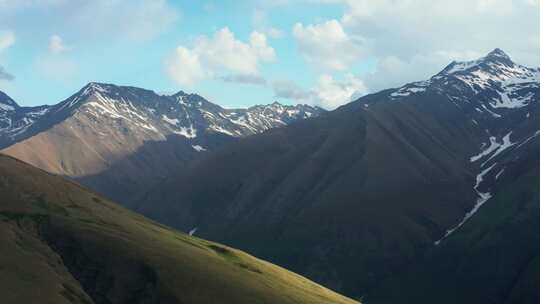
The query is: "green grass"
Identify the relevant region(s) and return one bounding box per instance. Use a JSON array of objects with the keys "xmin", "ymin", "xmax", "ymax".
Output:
[{"xmin": 0, "ymin": 154, "xmax": 358, "ymax": 304}]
